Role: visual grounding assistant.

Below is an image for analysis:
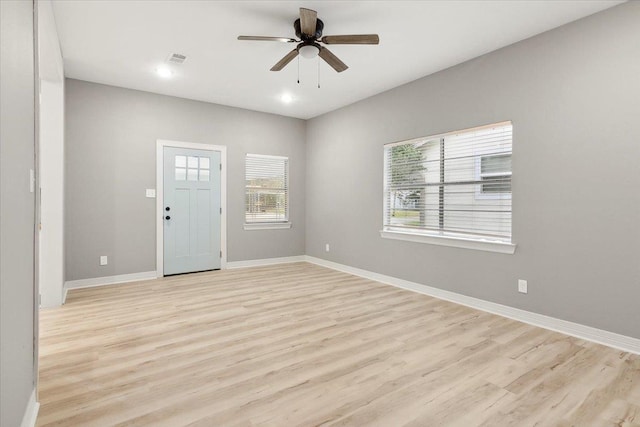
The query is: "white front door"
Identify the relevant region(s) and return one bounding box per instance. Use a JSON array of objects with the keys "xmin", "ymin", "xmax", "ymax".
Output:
[{"xmin": 163, "ymin": 146, "xmax": 221, "ymax": 275}]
